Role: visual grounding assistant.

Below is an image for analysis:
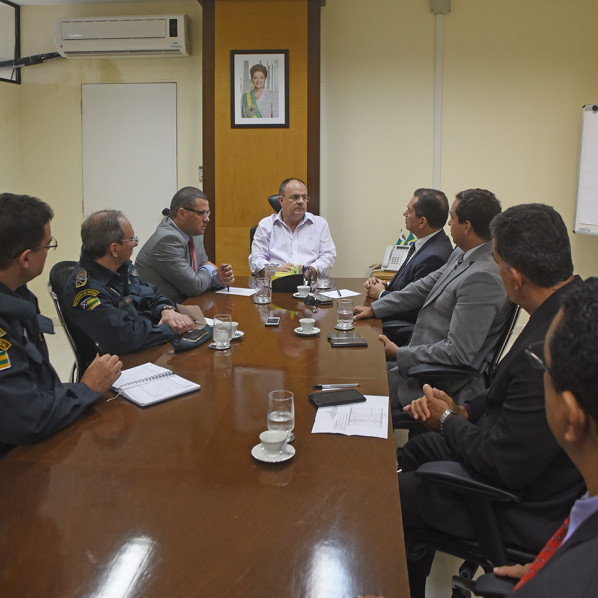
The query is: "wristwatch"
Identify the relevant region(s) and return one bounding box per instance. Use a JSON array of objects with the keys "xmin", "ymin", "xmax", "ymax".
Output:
[
  {"xmin": 161, "ymin": 305, "xmax": 176, "ymax": 313},
  {"xmin": 440, "ymin": 408, "xmax": 457, "ymax": 438}
]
